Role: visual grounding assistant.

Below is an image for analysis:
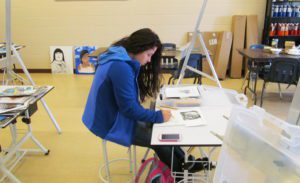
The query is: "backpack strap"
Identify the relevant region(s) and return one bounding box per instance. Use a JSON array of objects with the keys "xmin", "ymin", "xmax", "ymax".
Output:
[{"xmin": 135, "ymin": 157, "xmax": 155, "ymax": 183}]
